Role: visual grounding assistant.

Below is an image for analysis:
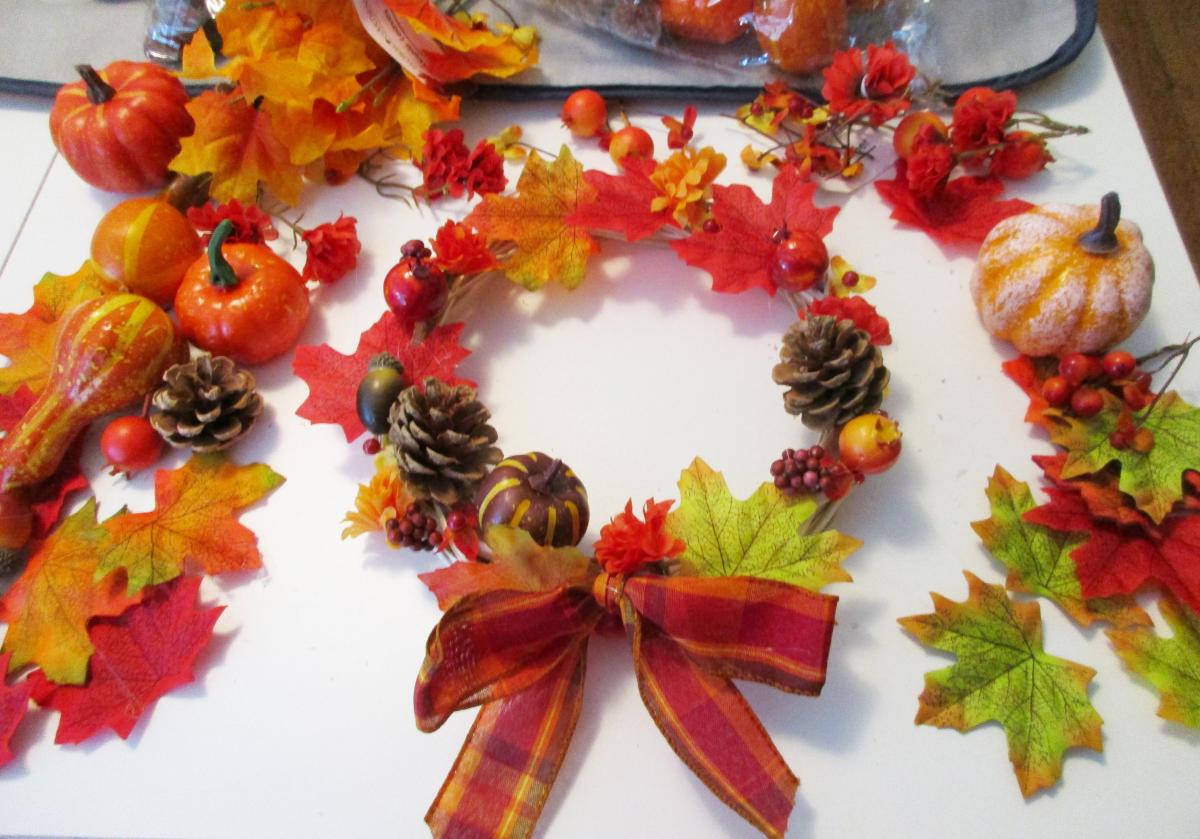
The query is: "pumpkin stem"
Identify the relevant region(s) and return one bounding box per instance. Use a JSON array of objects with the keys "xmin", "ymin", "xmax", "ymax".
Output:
[
  {"xmin": 527, "ymin": 457, "xmax": 564, "ymax": 495},
  {"xmin": 1078, "ymin": 192, "xmax": 1122, "ymax": 255},
  {"xmin": 75, "ymin": 64, "xmax": 116, "ymax": 105},
  {"xmin": 207, "ymin": 220, "xmax": 240, "ymax": 289},
  {"xmin": 161, "ymin": 173, "xmax": 212, "ymax": 212}
]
